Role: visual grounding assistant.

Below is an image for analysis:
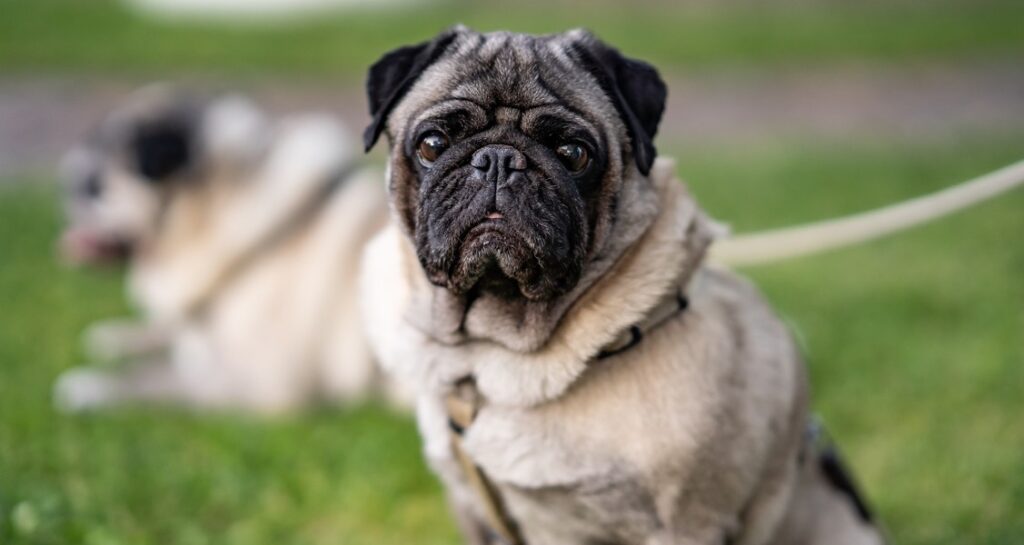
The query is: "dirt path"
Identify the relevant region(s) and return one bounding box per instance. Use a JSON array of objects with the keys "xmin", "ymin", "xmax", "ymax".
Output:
[{"xmin": 2, "ymin": 59, "xmax": 1022, "ymax": 179}]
